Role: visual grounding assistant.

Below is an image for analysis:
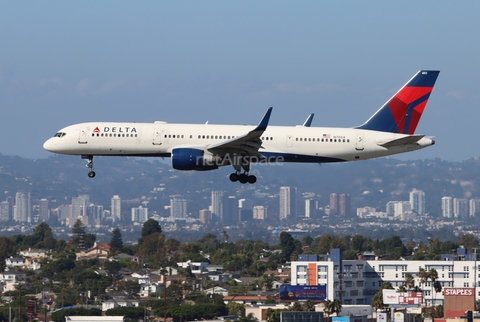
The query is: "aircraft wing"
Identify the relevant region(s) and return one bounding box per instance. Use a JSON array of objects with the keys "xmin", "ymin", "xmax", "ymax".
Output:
[
  {"xmin": 378, "ymin": 134, "xmax": 425, "ymax": 148},
  {"xmin": 207, "ymin": 107, "xmax": 273, "ymax": 157}
]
